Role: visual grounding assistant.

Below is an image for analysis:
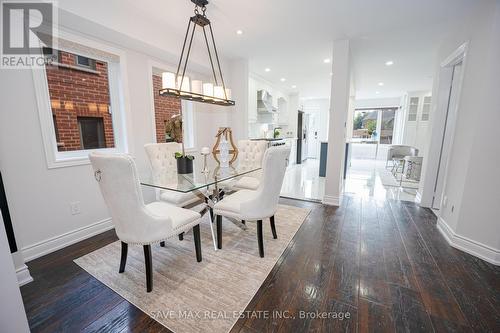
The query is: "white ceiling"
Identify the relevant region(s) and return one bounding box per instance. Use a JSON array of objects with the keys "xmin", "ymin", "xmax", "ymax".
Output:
[{"xmin": 59, "ymin": 0, "xmax": 477, "ymax": 99}]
